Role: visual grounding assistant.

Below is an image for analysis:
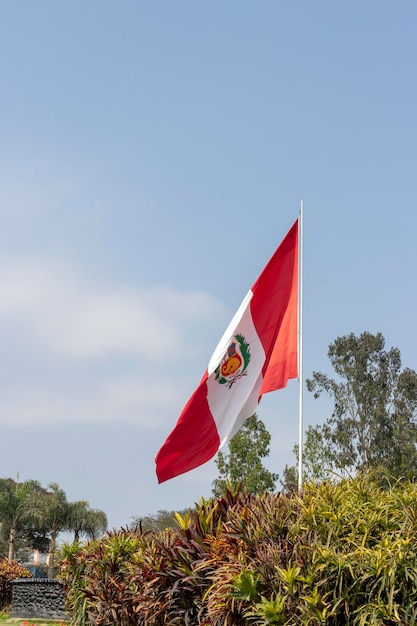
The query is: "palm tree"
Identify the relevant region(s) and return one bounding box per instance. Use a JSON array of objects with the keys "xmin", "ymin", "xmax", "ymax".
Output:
[
  {"xmin": 0, "ymin": 478, "xmax": 43, "ymax": 561},
  {"xmin": 68, "ymin": 500, "xmax": 107, "ymax": 542},
  {"xmin": 38, "ymin": 483, "xmax": 70, "ymax": 578}
]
